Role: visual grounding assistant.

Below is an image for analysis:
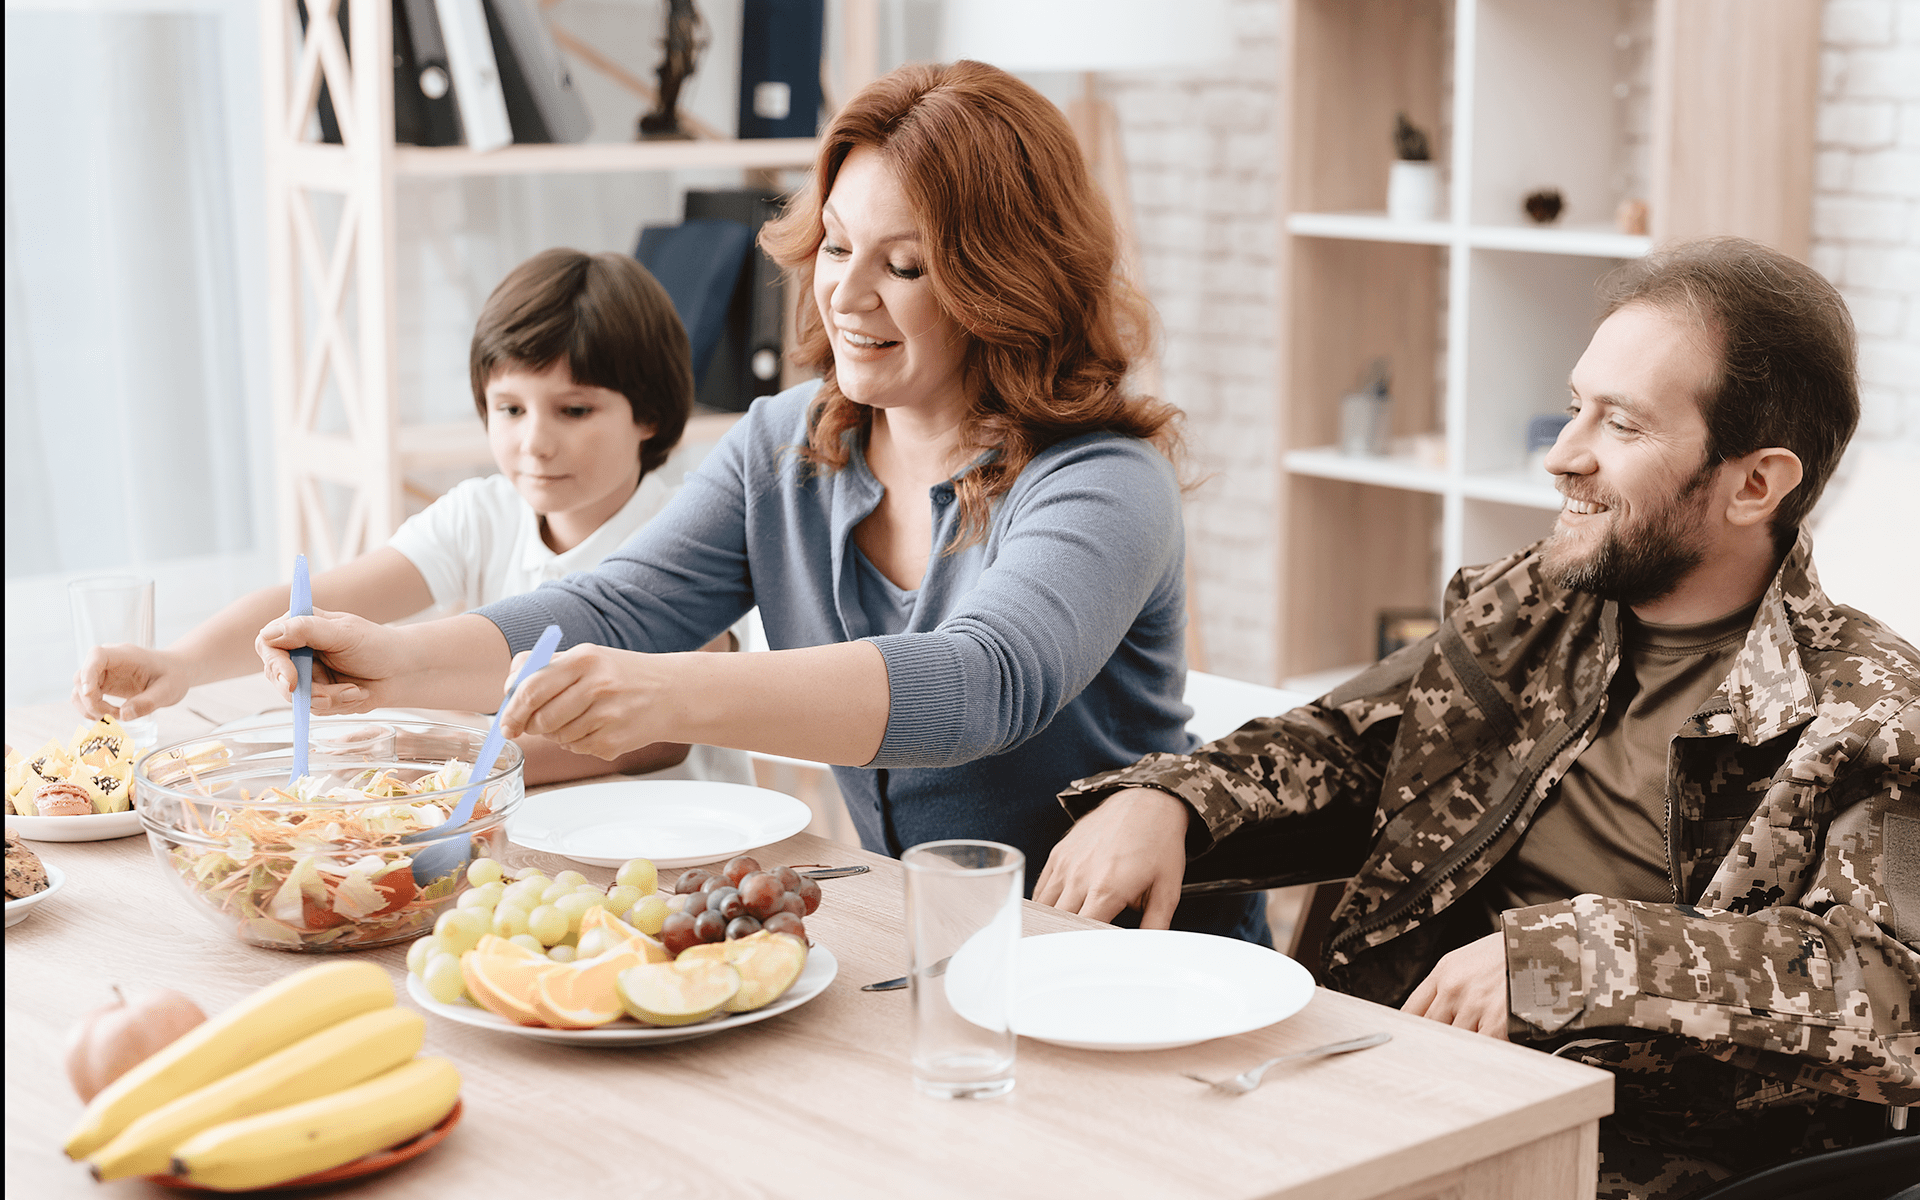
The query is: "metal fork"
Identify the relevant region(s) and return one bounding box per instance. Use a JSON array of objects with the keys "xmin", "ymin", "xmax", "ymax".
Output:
[{"xmin": 1184, "ymin": 1031, "xmax": 1391, "ymax": 1095}]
